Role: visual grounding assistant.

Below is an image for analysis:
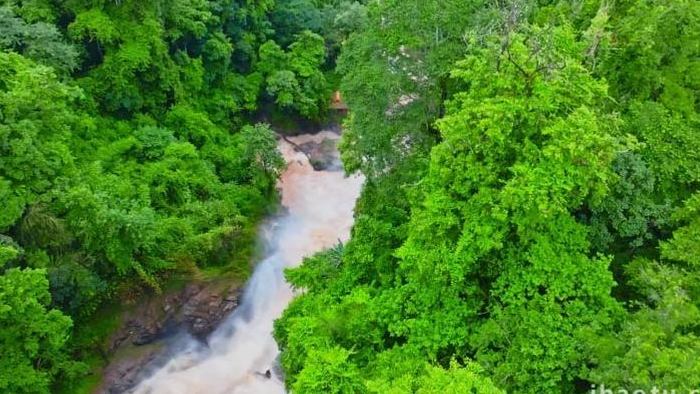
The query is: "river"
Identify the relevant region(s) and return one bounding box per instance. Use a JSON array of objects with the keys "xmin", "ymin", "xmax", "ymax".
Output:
[{"xmin": 130, "ymin": 131, "xmax": 364, "ymax": 393}]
